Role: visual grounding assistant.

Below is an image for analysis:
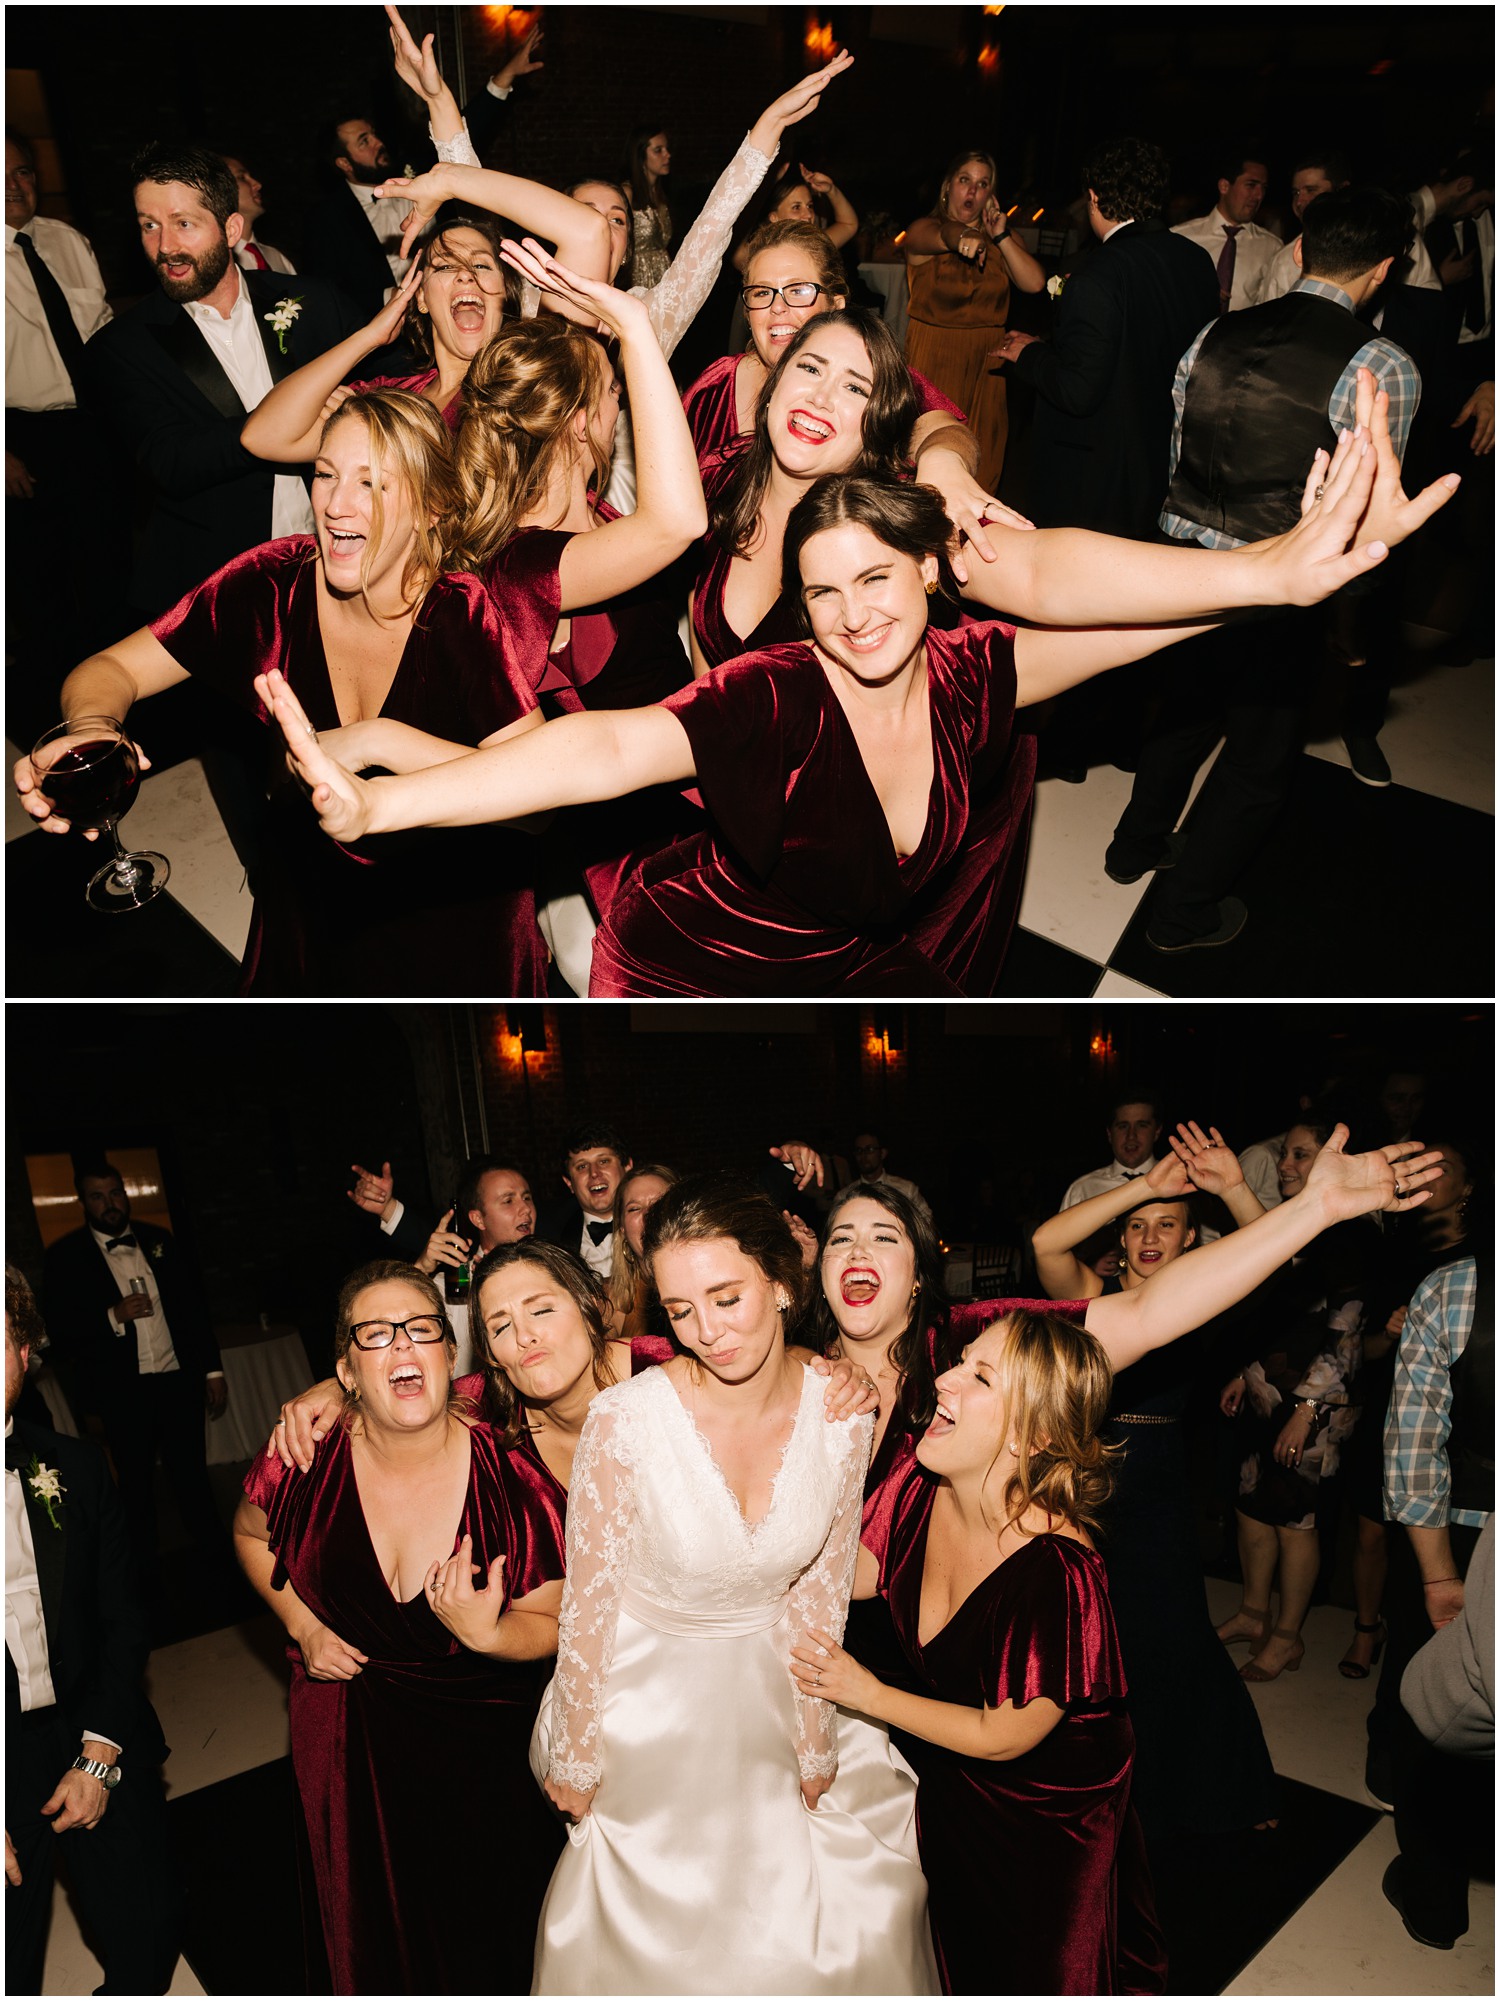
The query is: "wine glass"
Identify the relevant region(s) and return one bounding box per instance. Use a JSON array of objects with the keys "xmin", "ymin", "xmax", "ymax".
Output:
[{"xmin": 29, "ymin": 714, "xmax": 170, "ymax": 913}]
